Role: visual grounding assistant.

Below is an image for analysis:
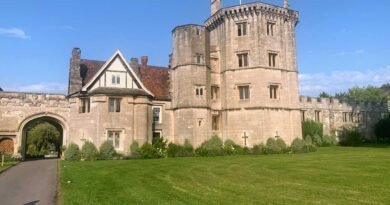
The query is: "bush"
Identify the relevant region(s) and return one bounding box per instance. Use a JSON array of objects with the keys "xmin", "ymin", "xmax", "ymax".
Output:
[
  {"xmin": 167, "ymin": 143, "xmax": 179, "ymax": 158},
  {"xmin": 304, "ymin": 135, "xmax": 313, "ymax": 145},
  {"xmin": 152, "ymin": 136, "xmax": 168, "ymax": 158},
  {"xmin": 275, "ymin": 138, "xmax": 288, "ymax": 153},
  {"xmin": 322, "ymin": 135, "xmax": 337, "ymax": 147},
  {"xmin": 64, "ymin": 143, "xmax": 81, "ymax": 161},
  {"xmin": 266, "ymin": 138, "xmax": 282, "ymax": 154},
  {"xmin": 312, "ymin": 134, "xmax": 322, "ymax": 146},
  {"xmin": 339, "ymin": 128, "xmax": 363, "ymax": 147},
  {"xmin": 168, "ymin": 140, "xmax": 194, "ymax": 158},
  {"xmin": 374, "ymin": 116, "xmax": 390, "ymax": 141},
  {"xmin": 251, "ymin": 143, "xmax": 267, "ymax": 155},
  {"xmin": 130, "ymin": 141, "xmax": 141, "ymax": 159},
  {"xmin": 291, "ymin": 138, "xmax": 307, "ymax": 153},
  {"xmin": 195, "ymin": 136, "xmax": 224, "ymax": 157},
  {"xmin": 302, "ymin": 120, "xmax": 323, "ymax": 137},
  {"xmin": 223, "ymin": 139, "xmax": 244, "ymax": 155},
  {"xmin": 140, "ymin": 143, "xmax": 159, "ymax": 159},
  {"xmin": 81, "ymin": 141, "xmax": 98, "ymax": 161},
  {"xmin": 99, "ymin": 141, "xmax": 116, "ymax": 160},
  {"xmin": 26, "ymin": 144, "xmax": 39, "ymax": 157}
]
